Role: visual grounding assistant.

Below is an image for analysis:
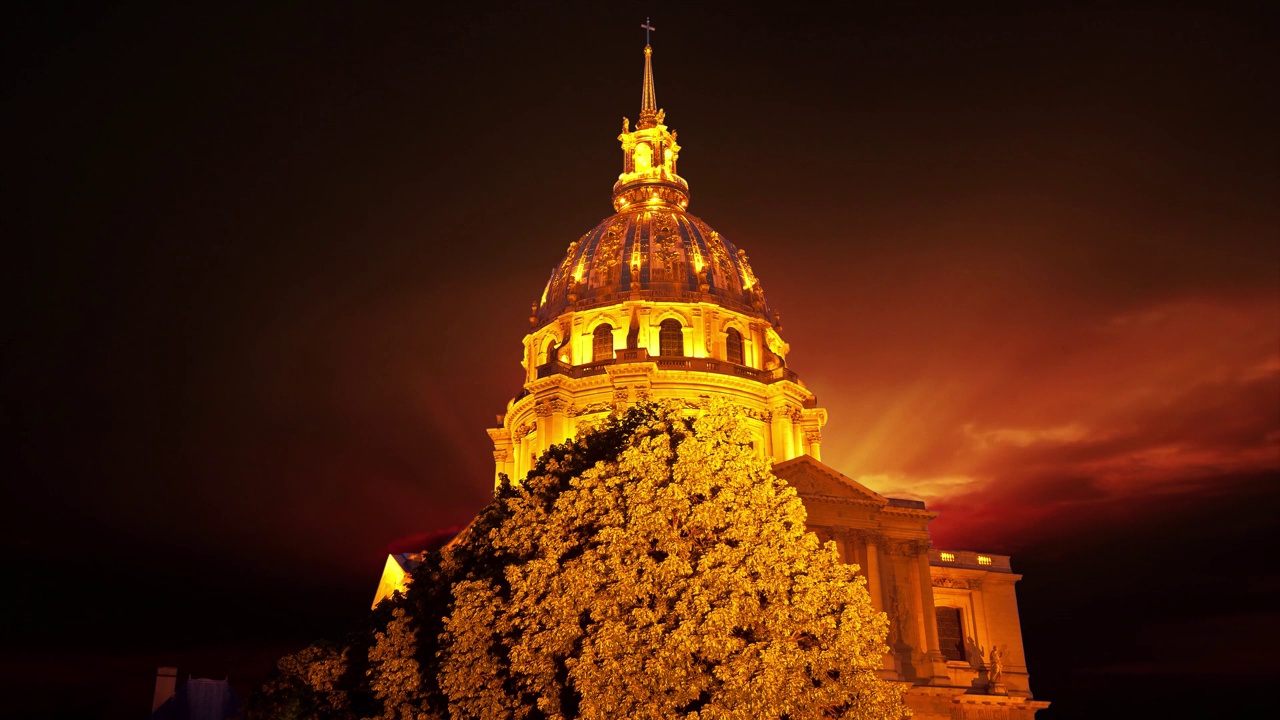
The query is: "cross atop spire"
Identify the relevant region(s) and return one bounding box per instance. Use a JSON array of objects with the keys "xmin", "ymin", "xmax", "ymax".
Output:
[{"xmin": 638, "ymin": 19, "xmax": 660, "ymax": 129}]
